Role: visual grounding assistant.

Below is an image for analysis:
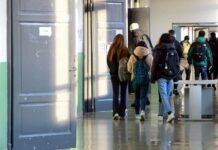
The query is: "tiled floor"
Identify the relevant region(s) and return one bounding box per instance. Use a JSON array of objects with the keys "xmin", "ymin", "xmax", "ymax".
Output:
[{"xmin": 71, "ymin": 86, "xmax": 218, "ymax": 150}]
